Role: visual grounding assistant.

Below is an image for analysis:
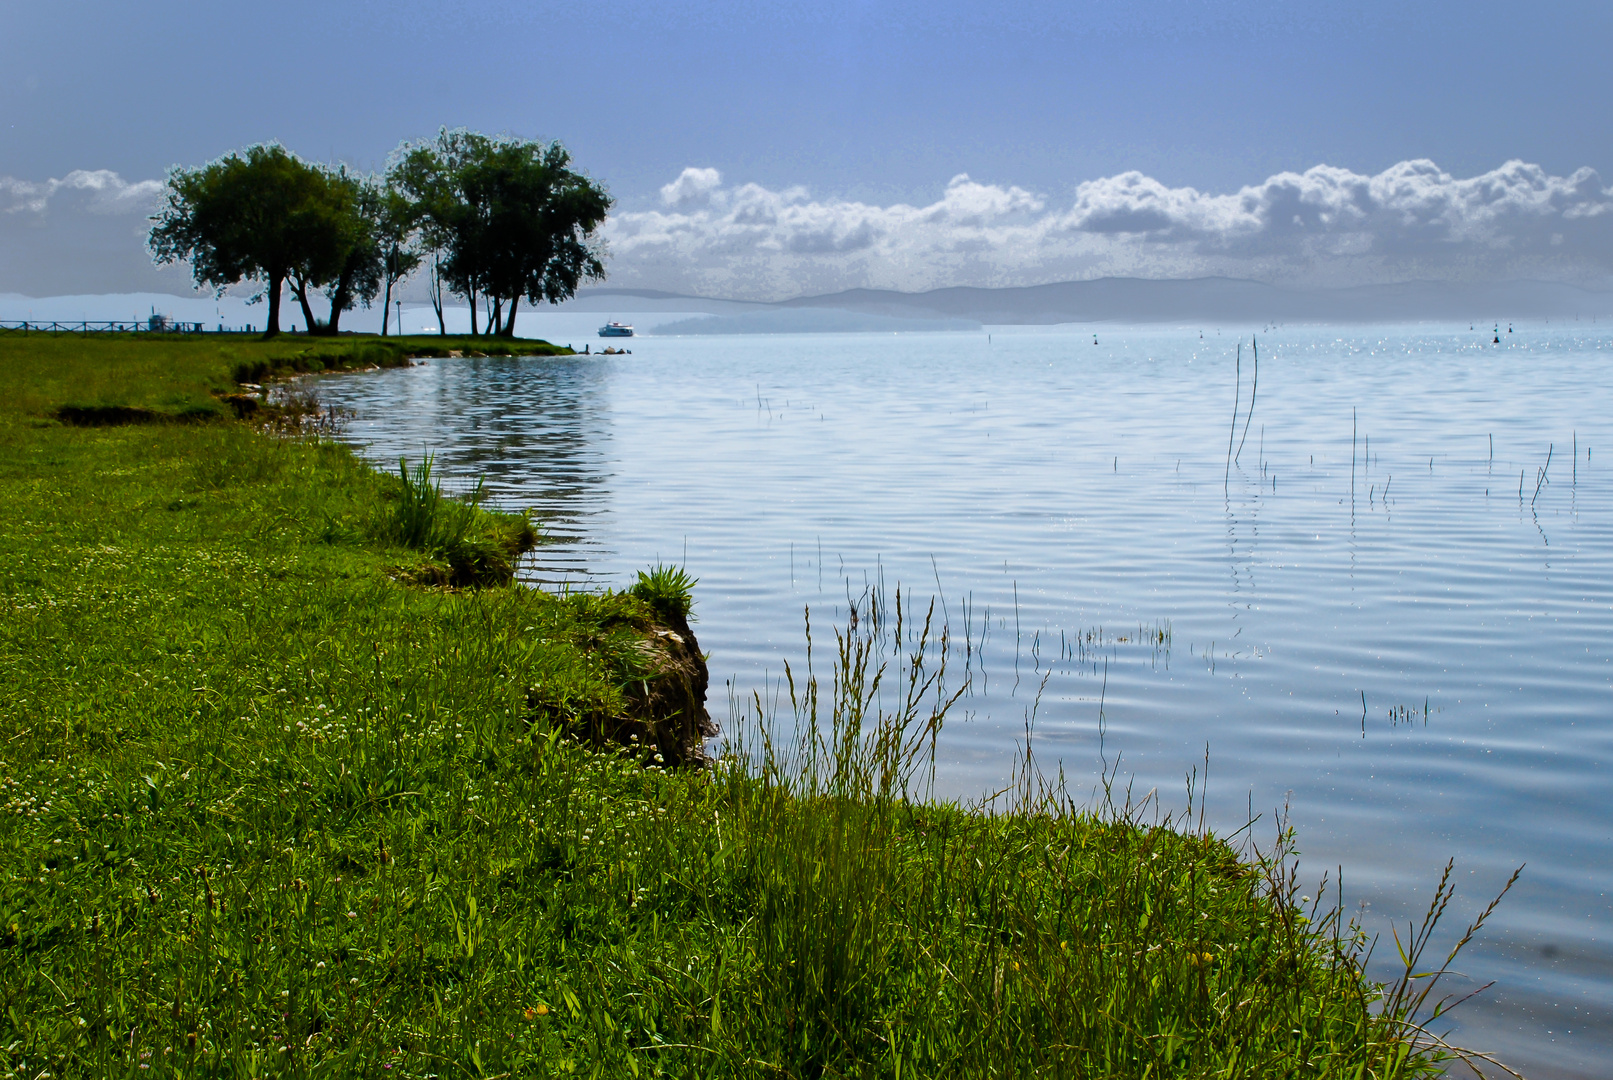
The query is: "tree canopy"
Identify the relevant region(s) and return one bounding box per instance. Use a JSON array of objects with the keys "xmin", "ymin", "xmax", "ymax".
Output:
[
  {"xmin": 150, "ymin": 146, "xmax": 384, "ymax": 337},
  {"xmin": 149, "ymin": 132, "xmax": 610, "ymax": 339},
  {"xmin": 390, "ymin": 130, "xmax": 612, "ymax": 337},
  {"xmin": 149, "ymin": 145, "xmax": 321, "ymax": 337}
]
